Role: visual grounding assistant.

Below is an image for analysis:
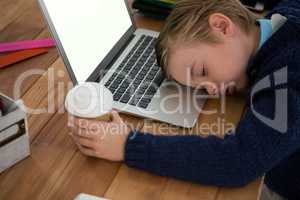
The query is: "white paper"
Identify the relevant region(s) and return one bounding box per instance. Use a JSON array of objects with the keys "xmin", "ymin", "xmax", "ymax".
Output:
[{"xmin": 74, "ymin": 193, "xmax": 110, "ymax": 200}]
